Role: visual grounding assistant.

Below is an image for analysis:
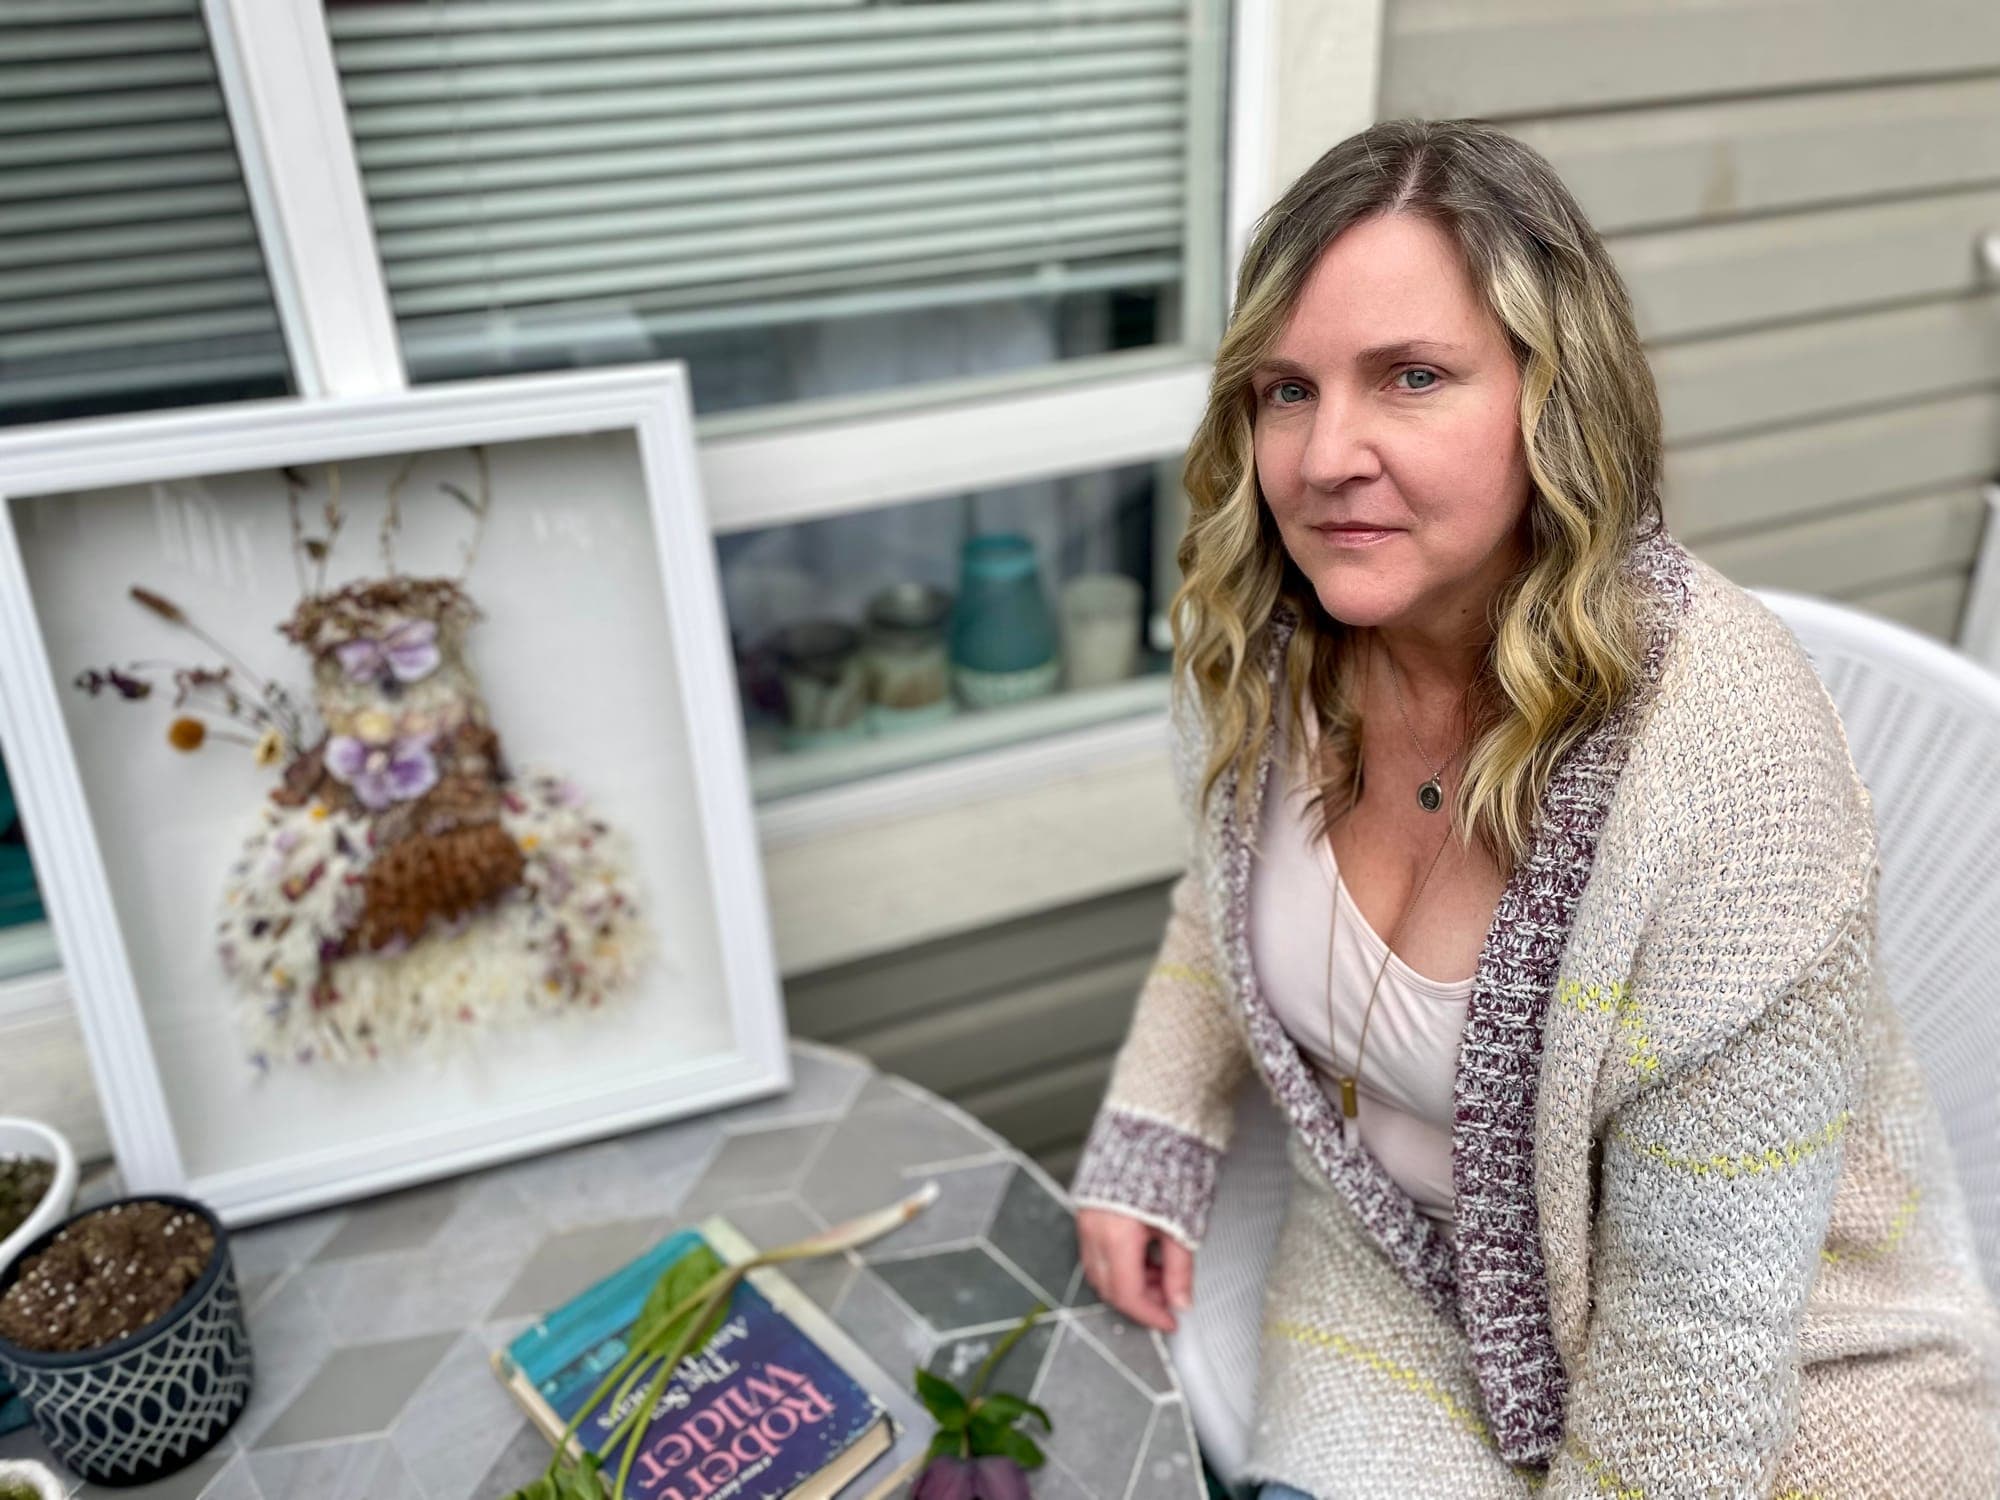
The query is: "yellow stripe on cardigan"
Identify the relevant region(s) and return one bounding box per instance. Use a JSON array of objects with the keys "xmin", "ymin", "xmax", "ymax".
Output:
[
  {"xmin": 1613, "ymin": 1110, "xmax": 1852, "ymax": 1180},
  {"xmin": 1554, "ymin": 978, "xmax": 1659, "ymax": 1075},
  {"xmin": 1263, "ymin": 1318, "xmax": 1547, "ymax": 1490},
  {"xmin": 1822, "ymin": 1184, "xmax": 1923, "ymax": 1265},
  {"xmin": 1560, "ymin": 1433, "xmax": 1643, "ymax": 1499},
  {"xmin": 1149, "ymin": 961, "xmax": 1223, "ymax": 995},
  {"xmin": 1560, "ymin": 1433, "xmax": 1830, "ymax": 1499}
]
